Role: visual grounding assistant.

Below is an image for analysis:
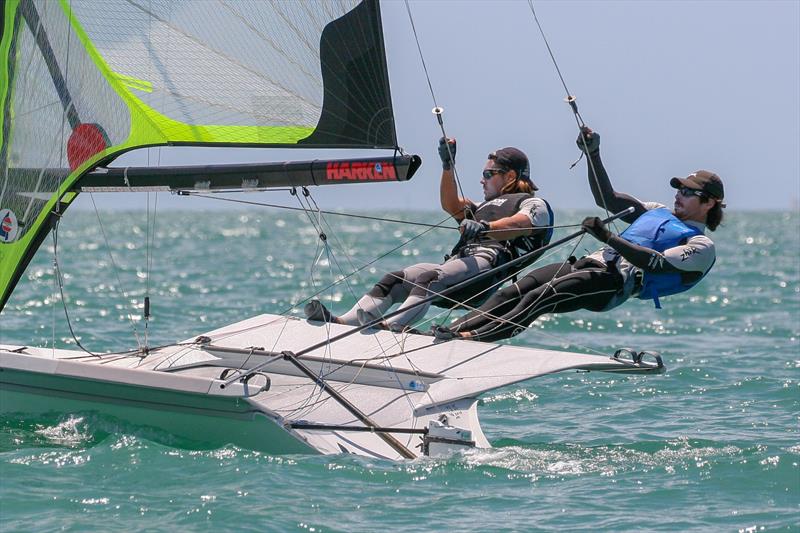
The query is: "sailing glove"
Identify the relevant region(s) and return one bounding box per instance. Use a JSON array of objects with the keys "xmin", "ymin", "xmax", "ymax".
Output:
[
  {"xmin": 460, "ymin": 218, "xmax": 490, "ymax": 240},
  {"xmin": 438, "ymin": 137, "xmax": 457, "ymax": 170},
  {"xmin": 581, "ymin": 216, "xmax": 611, "ymax": 242},
  {"xmin": 575, "ymin": 127, "xmax": 600, "ymax": 154}
]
